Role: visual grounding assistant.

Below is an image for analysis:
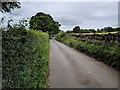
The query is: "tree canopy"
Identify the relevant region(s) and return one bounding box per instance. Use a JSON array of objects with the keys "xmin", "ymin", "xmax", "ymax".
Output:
[
  {"xmin": 73, "ymin": 26, "xmax": 80, "ymax": 33},
  {"xmin": 0, "ymin": 1, "xmax": 21, "ymax": 13},
  {"xmin": 29, "ymin": 12, "xmax": 61, "ymax": 35}
]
